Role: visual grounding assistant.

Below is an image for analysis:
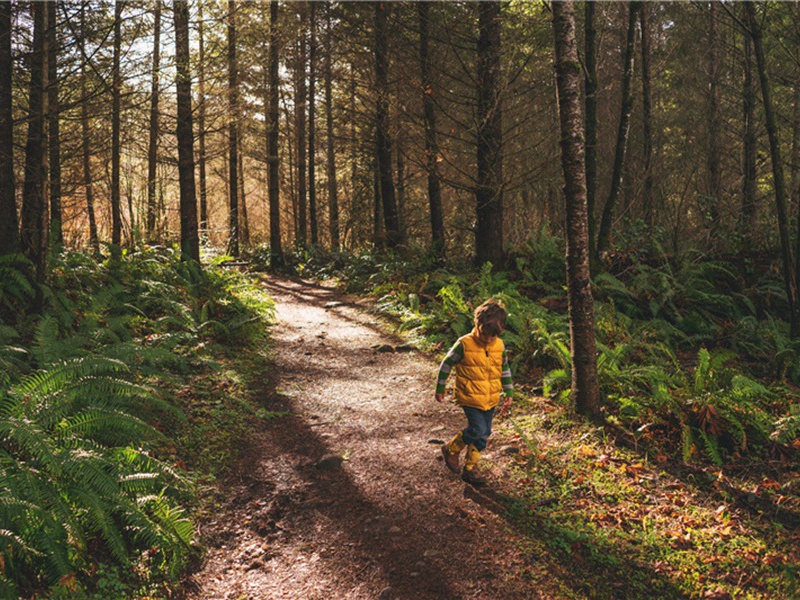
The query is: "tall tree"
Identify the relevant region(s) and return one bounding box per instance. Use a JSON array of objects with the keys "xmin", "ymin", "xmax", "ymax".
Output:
[
  {"xmin": 227, "ymin": 0, "xmax": 240, "ymax": 257},
  {"xmin": 324, "ymin": 3, "xmax": 339, "ymax": 251},
  {"xmin": 552, "ymin": 0, "xmax": 601, "ymax": 419},
  {"xmin": 596, "ymin": 1, "xmax": 640, "ymax": 260},
  {"xmin": 296, "ymin": 13, "xmax": 308, "ymax": 246},
  {"xmin": 20, "ymin": 1, "xmax": 47, "ymax": 280},
  {"xmin": 640, "ymin": 3, "xmax": 654, "ymax": 229},
  {"xmin": 706, "ymin": 2, "xmax": 721, "ymax": 238},
  {"xmin": 173, "ymin": 0, "xmax": 200, "ymax": 263},
  {"xmin": 268, "ymin": 0, "xmax": 283, "ymax": 264},
  {"xmin": 308, "ymin": 3, "xmax": 318, "ymax": 246},
  {"xmin": 47, "ymin": 0, "xmax": 62, "ymax": 253},
  {"xmin": 0, "ymin": 1, "xmax": 17, "ymax": 256},
  {"xmin": 584, "ymin": 1, "xmax": 598, "ymax": 257},
  {"xmin": 80, "ymin": 2, "xmax": 99, "ymax": 256},
  {"xmin": 475, "ymin": 0, "xmax": 504, "ymax": 267},
  {"xmin": 146, "ymin": 0, "xmax": 161, "ymax": 241},
  {"xmin": 111, "ymin": 0, "xmax": 123, "ymax": 248},
  {"xmin": 419, "ymin": 0, "xmax": 444, "ymax": 259},
  {"xmin": 739, "ymin": 14, "xmax": 757, "ymax": 248},
  {"xmin": 198, "ymin": 2, "xmax": 208, "ymax": 234},
  {"xmin": 746, "ymin": 3, "xmax": 797, "ymax": 335},
  {"xmin": 374, "ymin": 1, "xmax": 401, "ymax": 248}
]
